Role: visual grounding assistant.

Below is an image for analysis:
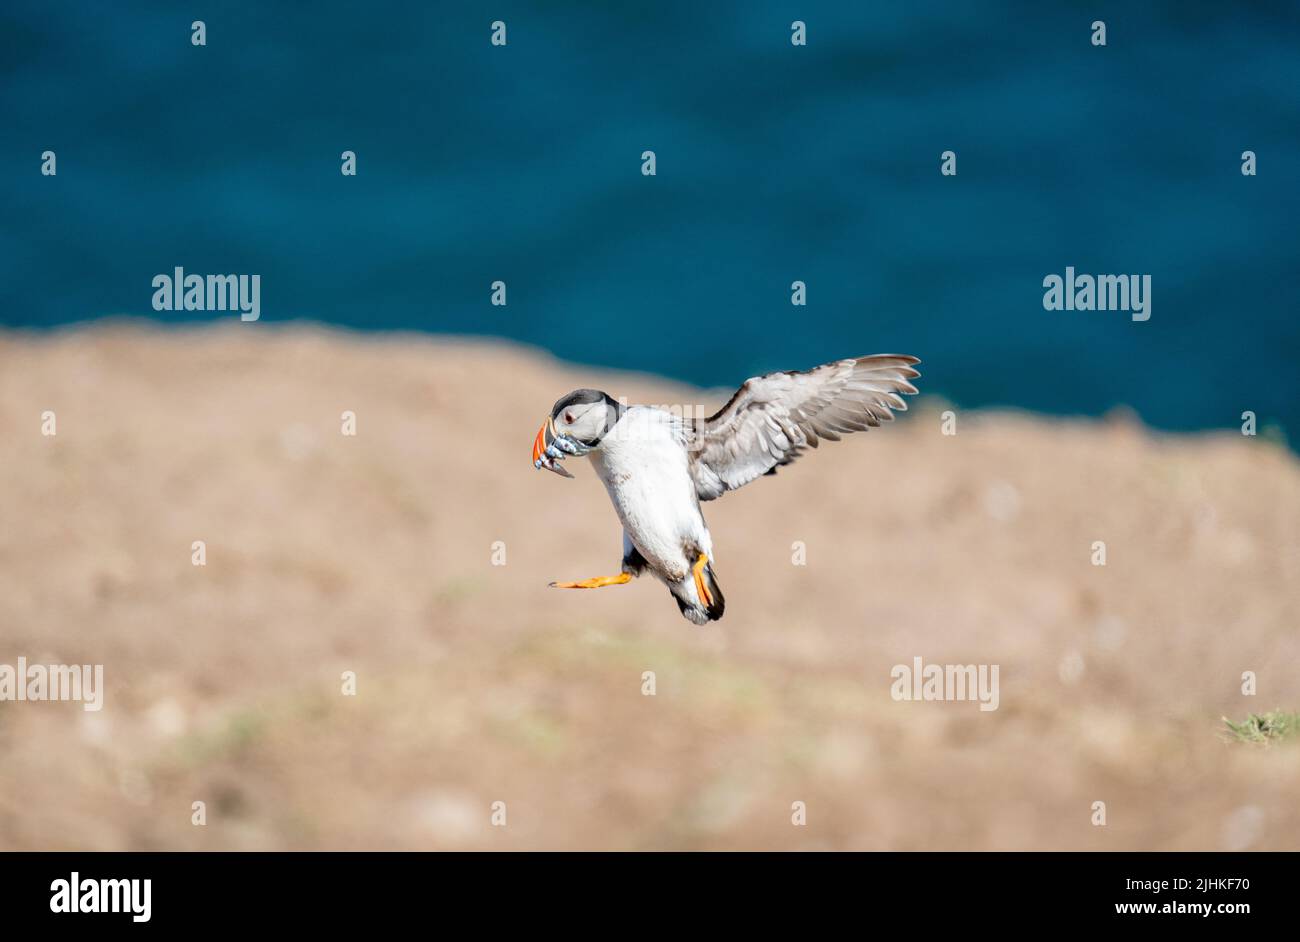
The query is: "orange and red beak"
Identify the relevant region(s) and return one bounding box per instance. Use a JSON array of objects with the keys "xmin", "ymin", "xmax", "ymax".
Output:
[{"xmin": 532, "ymin": 416, "xmax": 554, "ymax": 465}]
